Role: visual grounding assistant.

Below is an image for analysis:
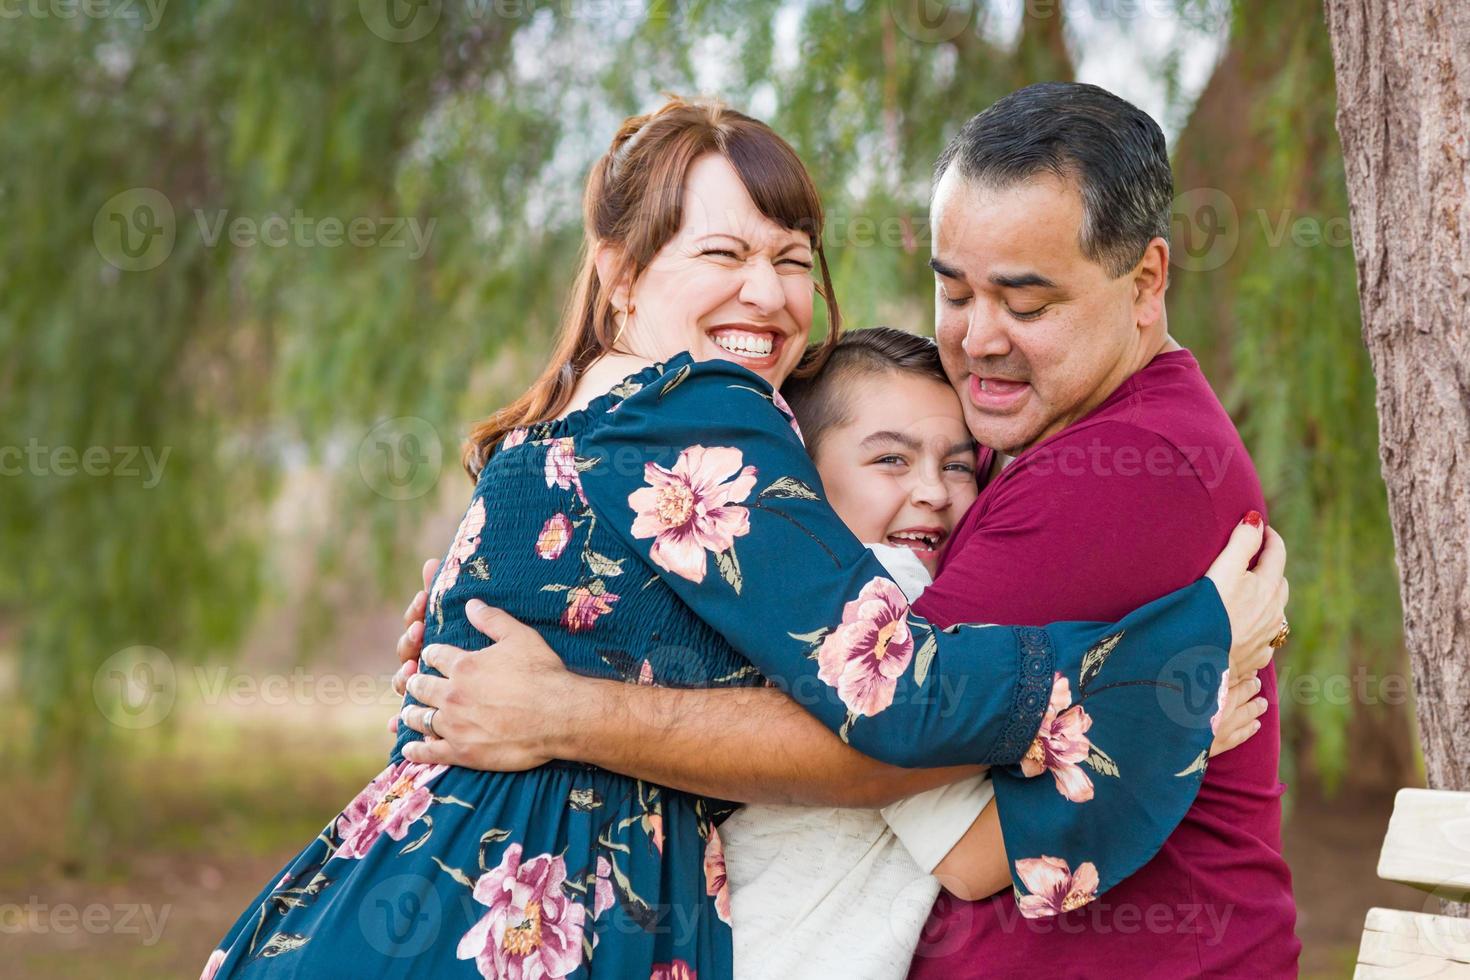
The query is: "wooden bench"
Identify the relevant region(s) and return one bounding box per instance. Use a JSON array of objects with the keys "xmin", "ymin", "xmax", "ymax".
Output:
[{"xmin": 1357, "ymin": 788, "xmax": 1470, "ymax": 977}]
